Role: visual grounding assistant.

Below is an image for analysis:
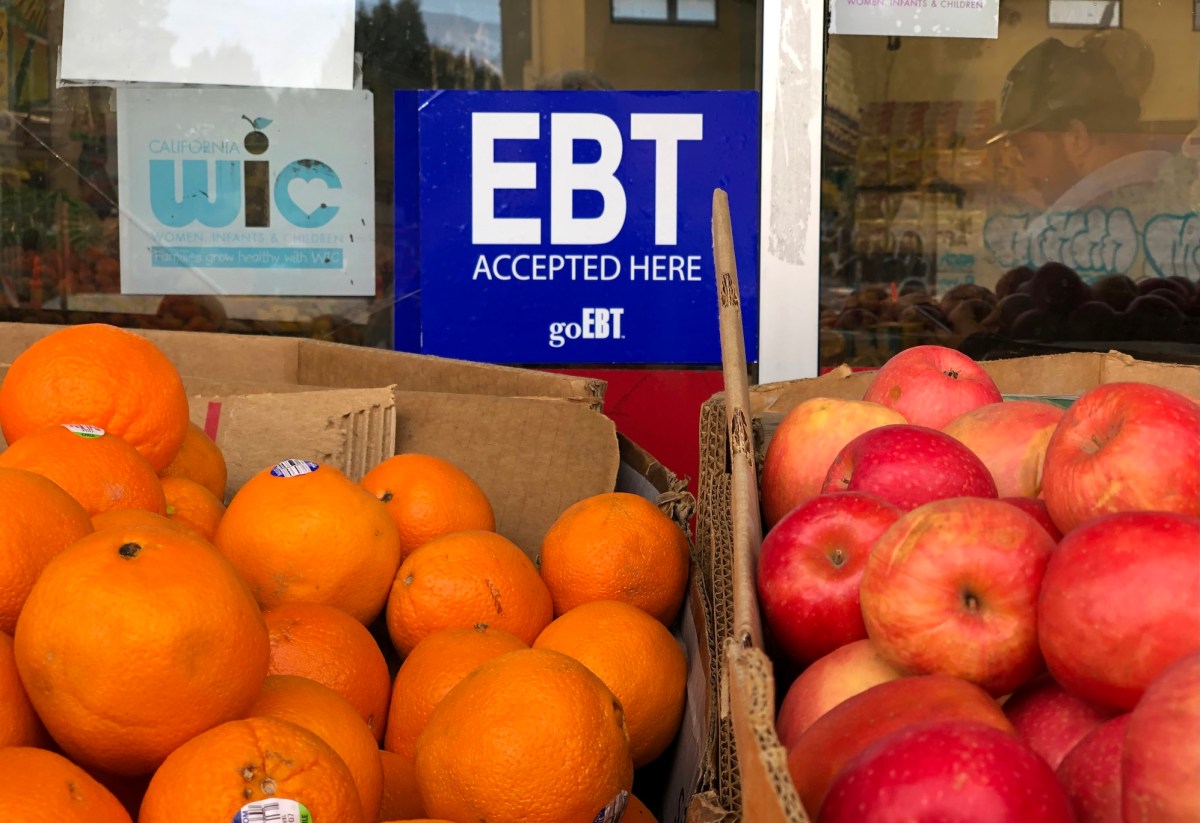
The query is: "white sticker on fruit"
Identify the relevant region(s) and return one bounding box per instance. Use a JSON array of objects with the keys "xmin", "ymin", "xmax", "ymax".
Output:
[
  {"xmin": 231, "ymin": 799, "xmax": 312, "ymax": 823},
  {"xmin": 62, "ymin": 424, "xmax": 105, "ymax": 438},
  {"xmin": 270, "ymin": 459, "xmax": 320, "ymax": 478}
]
